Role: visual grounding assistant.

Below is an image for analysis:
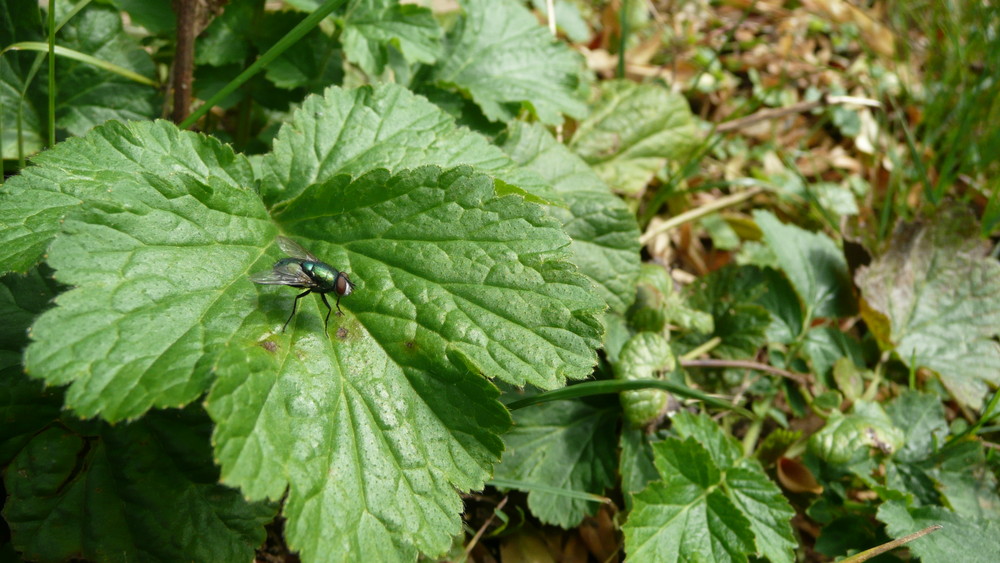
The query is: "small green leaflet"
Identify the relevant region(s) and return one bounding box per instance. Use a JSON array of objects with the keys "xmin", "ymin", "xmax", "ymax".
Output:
[{"xmin": 623, "ymin": 412, "xmax": 796, "ymax": 563}]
